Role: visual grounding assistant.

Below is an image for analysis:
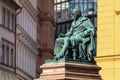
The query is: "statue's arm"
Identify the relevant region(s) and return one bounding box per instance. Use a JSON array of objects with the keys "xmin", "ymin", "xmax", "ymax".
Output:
[
  {"xmin": 84, "ymin": 19, "xmax": 95, "ymax": 35},
  {"xmin": 58, "ymin": 33, "xmax": 65, "ymax": 37},
  {"xmin": 81, "ymin": 18, "xmax": 95, "ymax": 37},
  {"xmin": 65, "ymin": 26, "xmax": 73, "ymax": 37}
]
